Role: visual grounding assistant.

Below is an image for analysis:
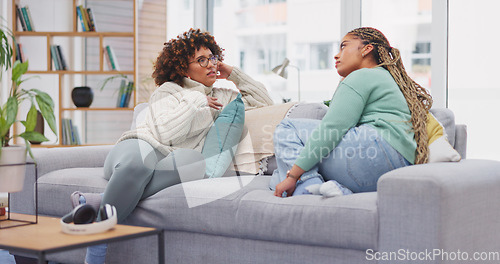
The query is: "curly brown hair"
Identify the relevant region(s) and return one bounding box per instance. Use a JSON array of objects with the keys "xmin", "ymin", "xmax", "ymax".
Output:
[
  {"xmin": 348, "ymin": 27, "xmax": 433, "ymax": 164},
  {"xmin": 152, "ymin": 28, "xmax": 224, "ymax": 87}
]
